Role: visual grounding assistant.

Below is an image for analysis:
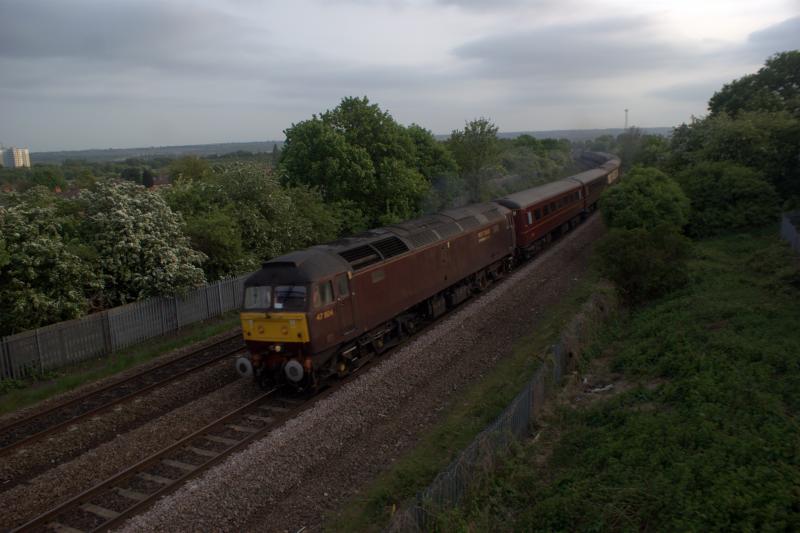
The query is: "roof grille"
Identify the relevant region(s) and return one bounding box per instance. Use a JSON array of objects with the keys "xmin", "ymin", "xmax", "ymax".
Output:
[
  {"xmin": 436, "ymin": 222, "xmax": 462, "ymax": 238},
  {"xmin": 457, "ymin": 216, "xmax": 480, "ymax": 230},
  {"xmin": 371, "ymin": 237, "xmax": 409, "ymax": 259},
  {"xmin": 407, "ymin": 230, "xmax": 439, "ymax": 247},
  {"xmin": 482, "ymin": 208, "xmax": 502, "ymax": 219},
  {"xmin": 339, "ymin": 245, "xmax": 381, "ymax": 270}
]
